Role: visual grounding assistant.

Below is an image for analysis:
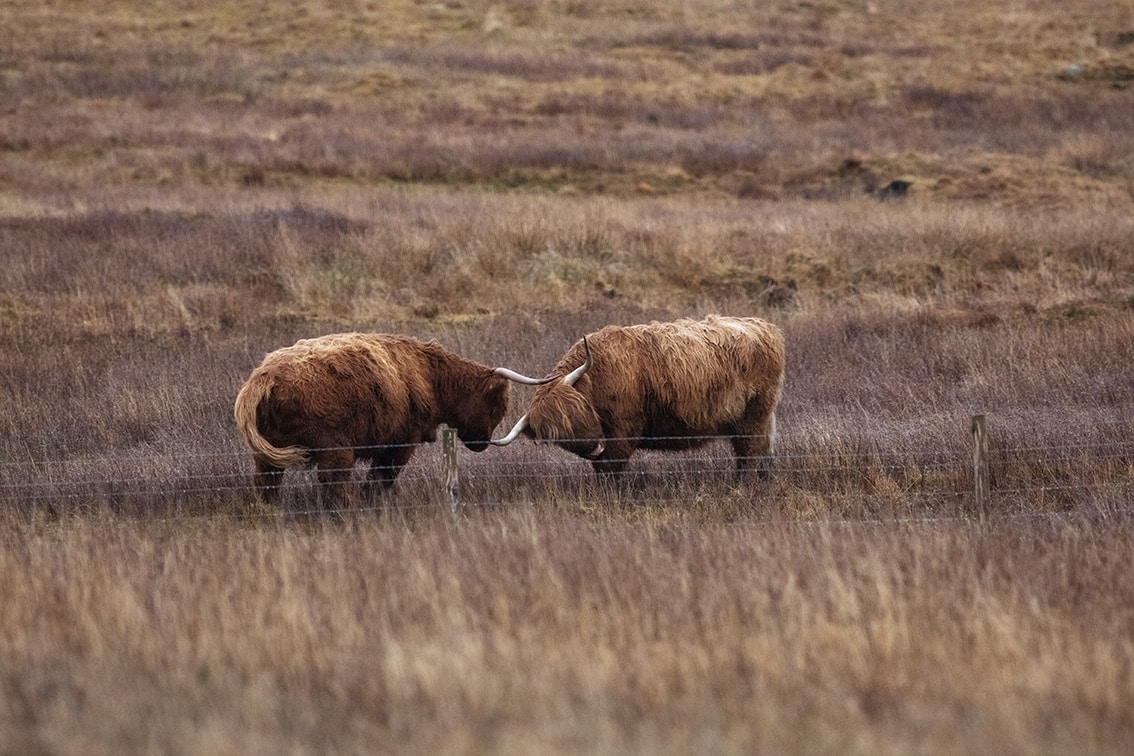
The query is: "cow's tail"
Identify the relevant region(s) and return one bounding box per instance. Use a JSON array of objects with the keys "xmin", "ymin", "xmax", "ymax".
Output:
[{"xmin": 233, "ymin": 375, "xmax": 309, "ymax": 469}]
